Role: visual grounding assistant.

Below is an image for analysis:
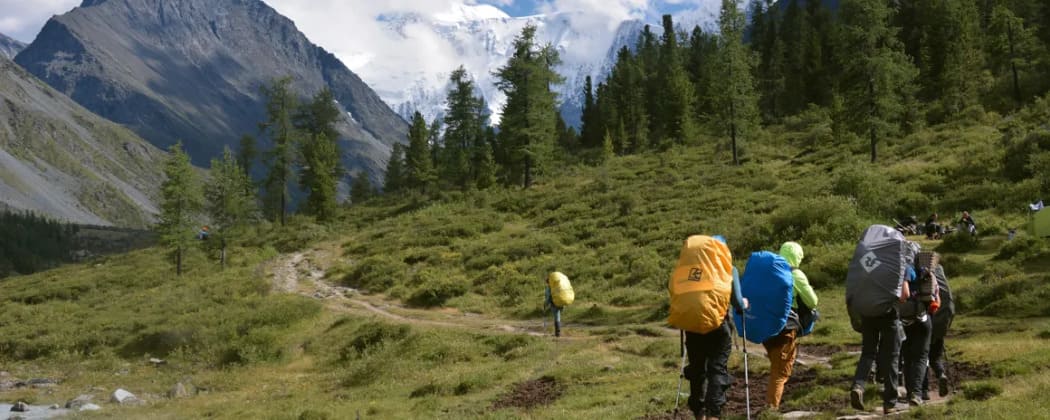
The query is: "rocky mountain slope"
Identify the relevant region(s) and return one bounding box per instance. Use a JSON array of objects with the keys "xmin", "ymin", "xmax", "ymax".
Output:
[
  {"xmin": 0, "ymin": 54, "xmax": 165, "ymax": 227},
  {"xmin": 0, "ymin": 33, "xmax": 25, "ymax": 59},
  {"xmin": 15, "ymin": 0, "xmax": 408, "ymax": 181}
]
